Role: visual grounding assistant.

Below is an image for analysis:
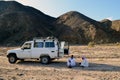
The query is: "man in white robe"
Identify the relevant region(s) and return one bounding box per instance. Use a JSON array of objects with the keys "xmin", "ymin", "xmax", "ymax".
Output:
[
  {"xmin": 67, "ymin": 55, "xmax": 76, "ymax": 68},
  {"xmin": 80, "ymin": 56, "xmax": 89, "ymax": 67}
]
